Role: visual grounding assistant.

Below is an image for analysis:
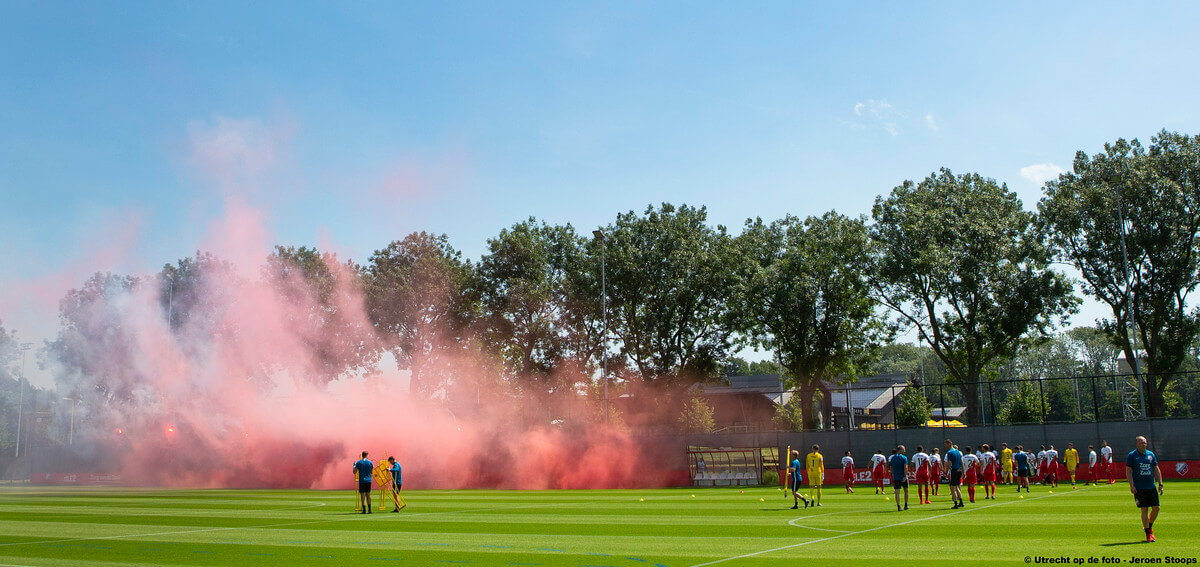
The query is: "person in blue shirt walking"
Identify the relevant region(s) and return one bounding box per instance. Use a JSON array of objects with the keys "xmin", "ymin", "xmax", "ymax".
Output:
[
  {"xmin": 353, "ymin": 451, "xmax": 374, "ymax": 514},
  {"xmin": 887, "ymin": 445, "xmax": 909, "ymax": 511},
  {"xmin": 787, "ymin": 450, "xmax": 811, "ymax": 510},
  {"xmin": 387, "ymin": 456, "xmax": 406, "ymax": 512},
  {"xmin": 943, "ymin": 439, "xmax": 965, "ymax": 509},
  {"xmin": 1124, "ymin": 436, "xmax": 1163, "ymax": 542},
  {"xmin": 1013, "ymin": 445, "xmax": 1031, "ymax": 493}
]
